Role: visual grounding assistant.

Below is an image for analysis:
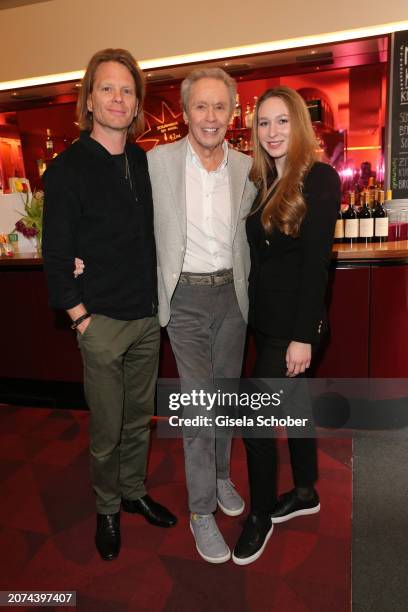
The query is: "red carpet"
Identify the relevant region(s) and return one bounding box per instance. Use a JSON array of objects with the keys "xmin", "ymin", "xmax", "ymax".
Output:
[{"xmin": 0, "ymin": 404, "xmax": 351, "ymax": 611}]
